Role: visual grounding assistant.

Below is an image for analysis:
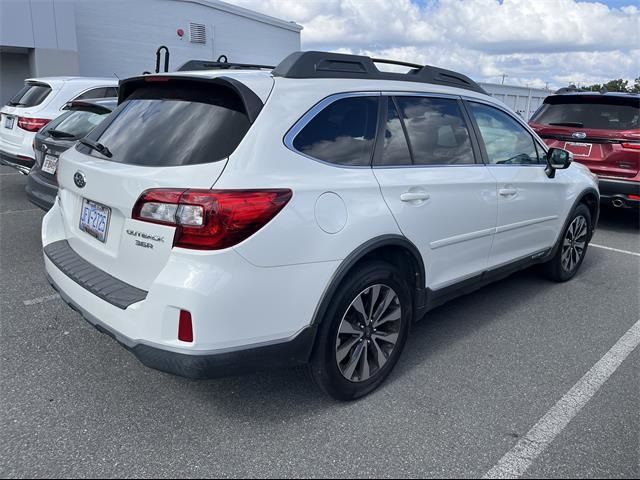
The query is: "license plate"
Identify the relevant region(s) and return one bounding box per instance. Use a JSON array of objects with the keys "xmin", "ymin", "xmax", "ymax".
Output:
[
  {"xmin": 564, "ymin": 142, "xmax": 592, "ymax": 157},
  {"xmin": 79, "ymin": 199, "xmax": 111, "ymax": 243},
  {"xmin": 42, "ymin": 154, "xmax": 58, "ymax": 175},
  {"xmin": 4, "ymin": 116, "xmax": 14, "ymax": 130}
]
